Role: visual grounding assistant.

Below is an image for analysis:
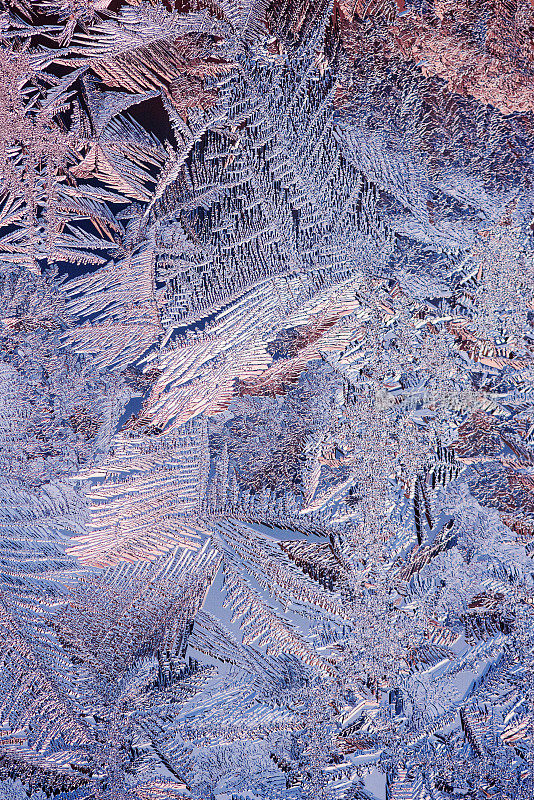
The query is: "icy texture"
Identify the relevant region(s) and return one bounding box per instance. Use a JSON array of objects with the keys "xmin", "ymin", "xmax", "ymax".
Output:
[{"xmin": 1, "ymin": 1, "xmax": 534, "ymax": 799}]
